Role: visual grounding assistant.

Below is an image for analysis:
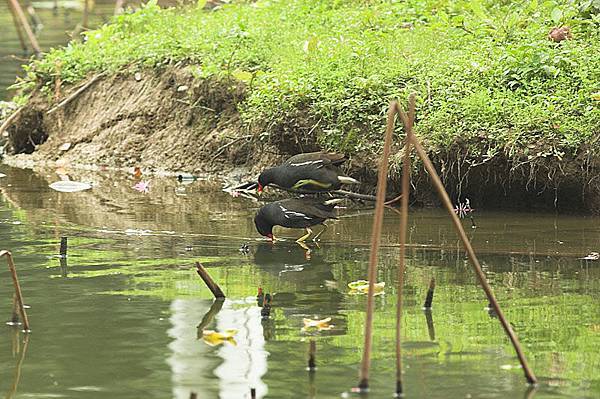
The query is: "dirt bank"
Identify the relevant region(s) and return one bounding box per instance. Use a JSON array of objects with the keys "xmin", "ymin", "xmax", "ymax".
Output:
[
  {"xmin": 3, "ymin": 66, "xmax": 264, "ymax": 175},
  {"xmin": 2, "ymin": 66, "xmax": 600, "ymax": 214}
]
